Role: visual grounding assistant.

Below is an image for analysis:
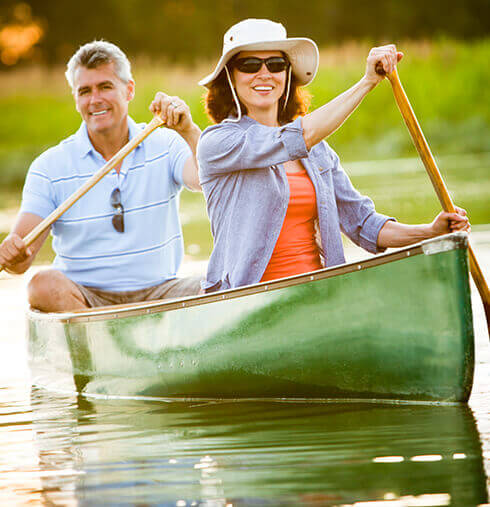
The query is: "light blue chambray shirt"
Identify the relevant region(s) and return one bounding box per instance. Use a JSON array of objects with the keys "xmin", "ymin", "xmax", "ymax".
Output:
[
  {"xmin": 197, "ymin": 115, "xmax": 394, "ymax": 292},
  {"xmin": 21, "ymin": 117, "xmax": 191, "ymax": 291}
]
